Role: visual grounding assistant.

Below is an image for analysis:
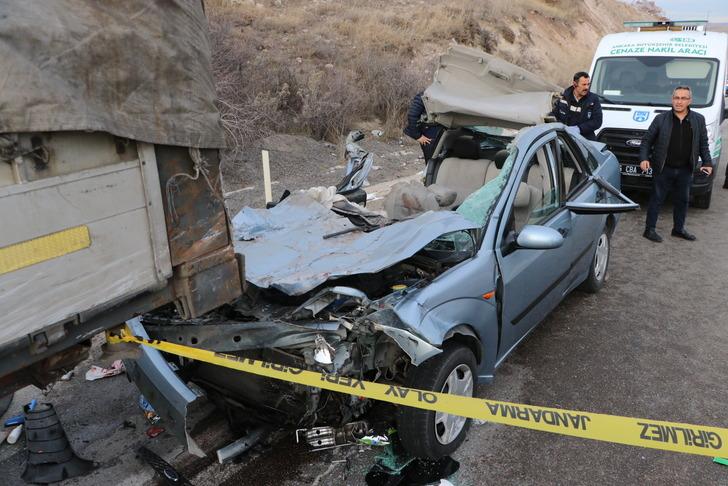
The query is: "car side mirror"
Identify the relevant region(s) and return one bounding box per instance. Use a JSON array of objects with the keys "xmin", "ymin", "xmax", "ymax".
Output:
[
  {"xmin": 566, "ymin": 175, "xmax": 640, "ymax": 214},
  {"xmin": 516, "ymin": 225, "xmax": 564, "ymax": 250}
]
